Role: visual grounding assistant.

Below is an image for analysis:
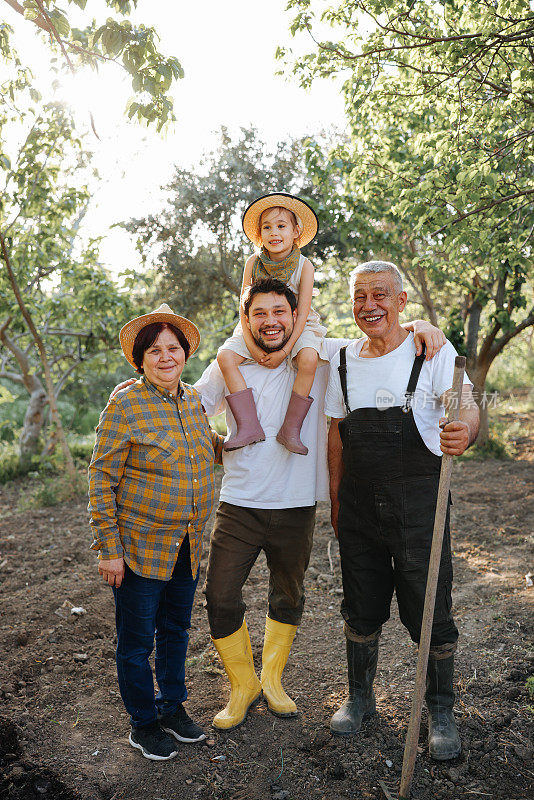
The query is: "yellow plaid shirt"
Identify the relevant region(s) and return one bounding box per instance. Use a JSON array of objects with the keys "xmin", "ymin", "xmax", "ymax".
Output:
[{"xmin": 88, "ymin": 376, "xmax": 223, "ymax": 581}]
